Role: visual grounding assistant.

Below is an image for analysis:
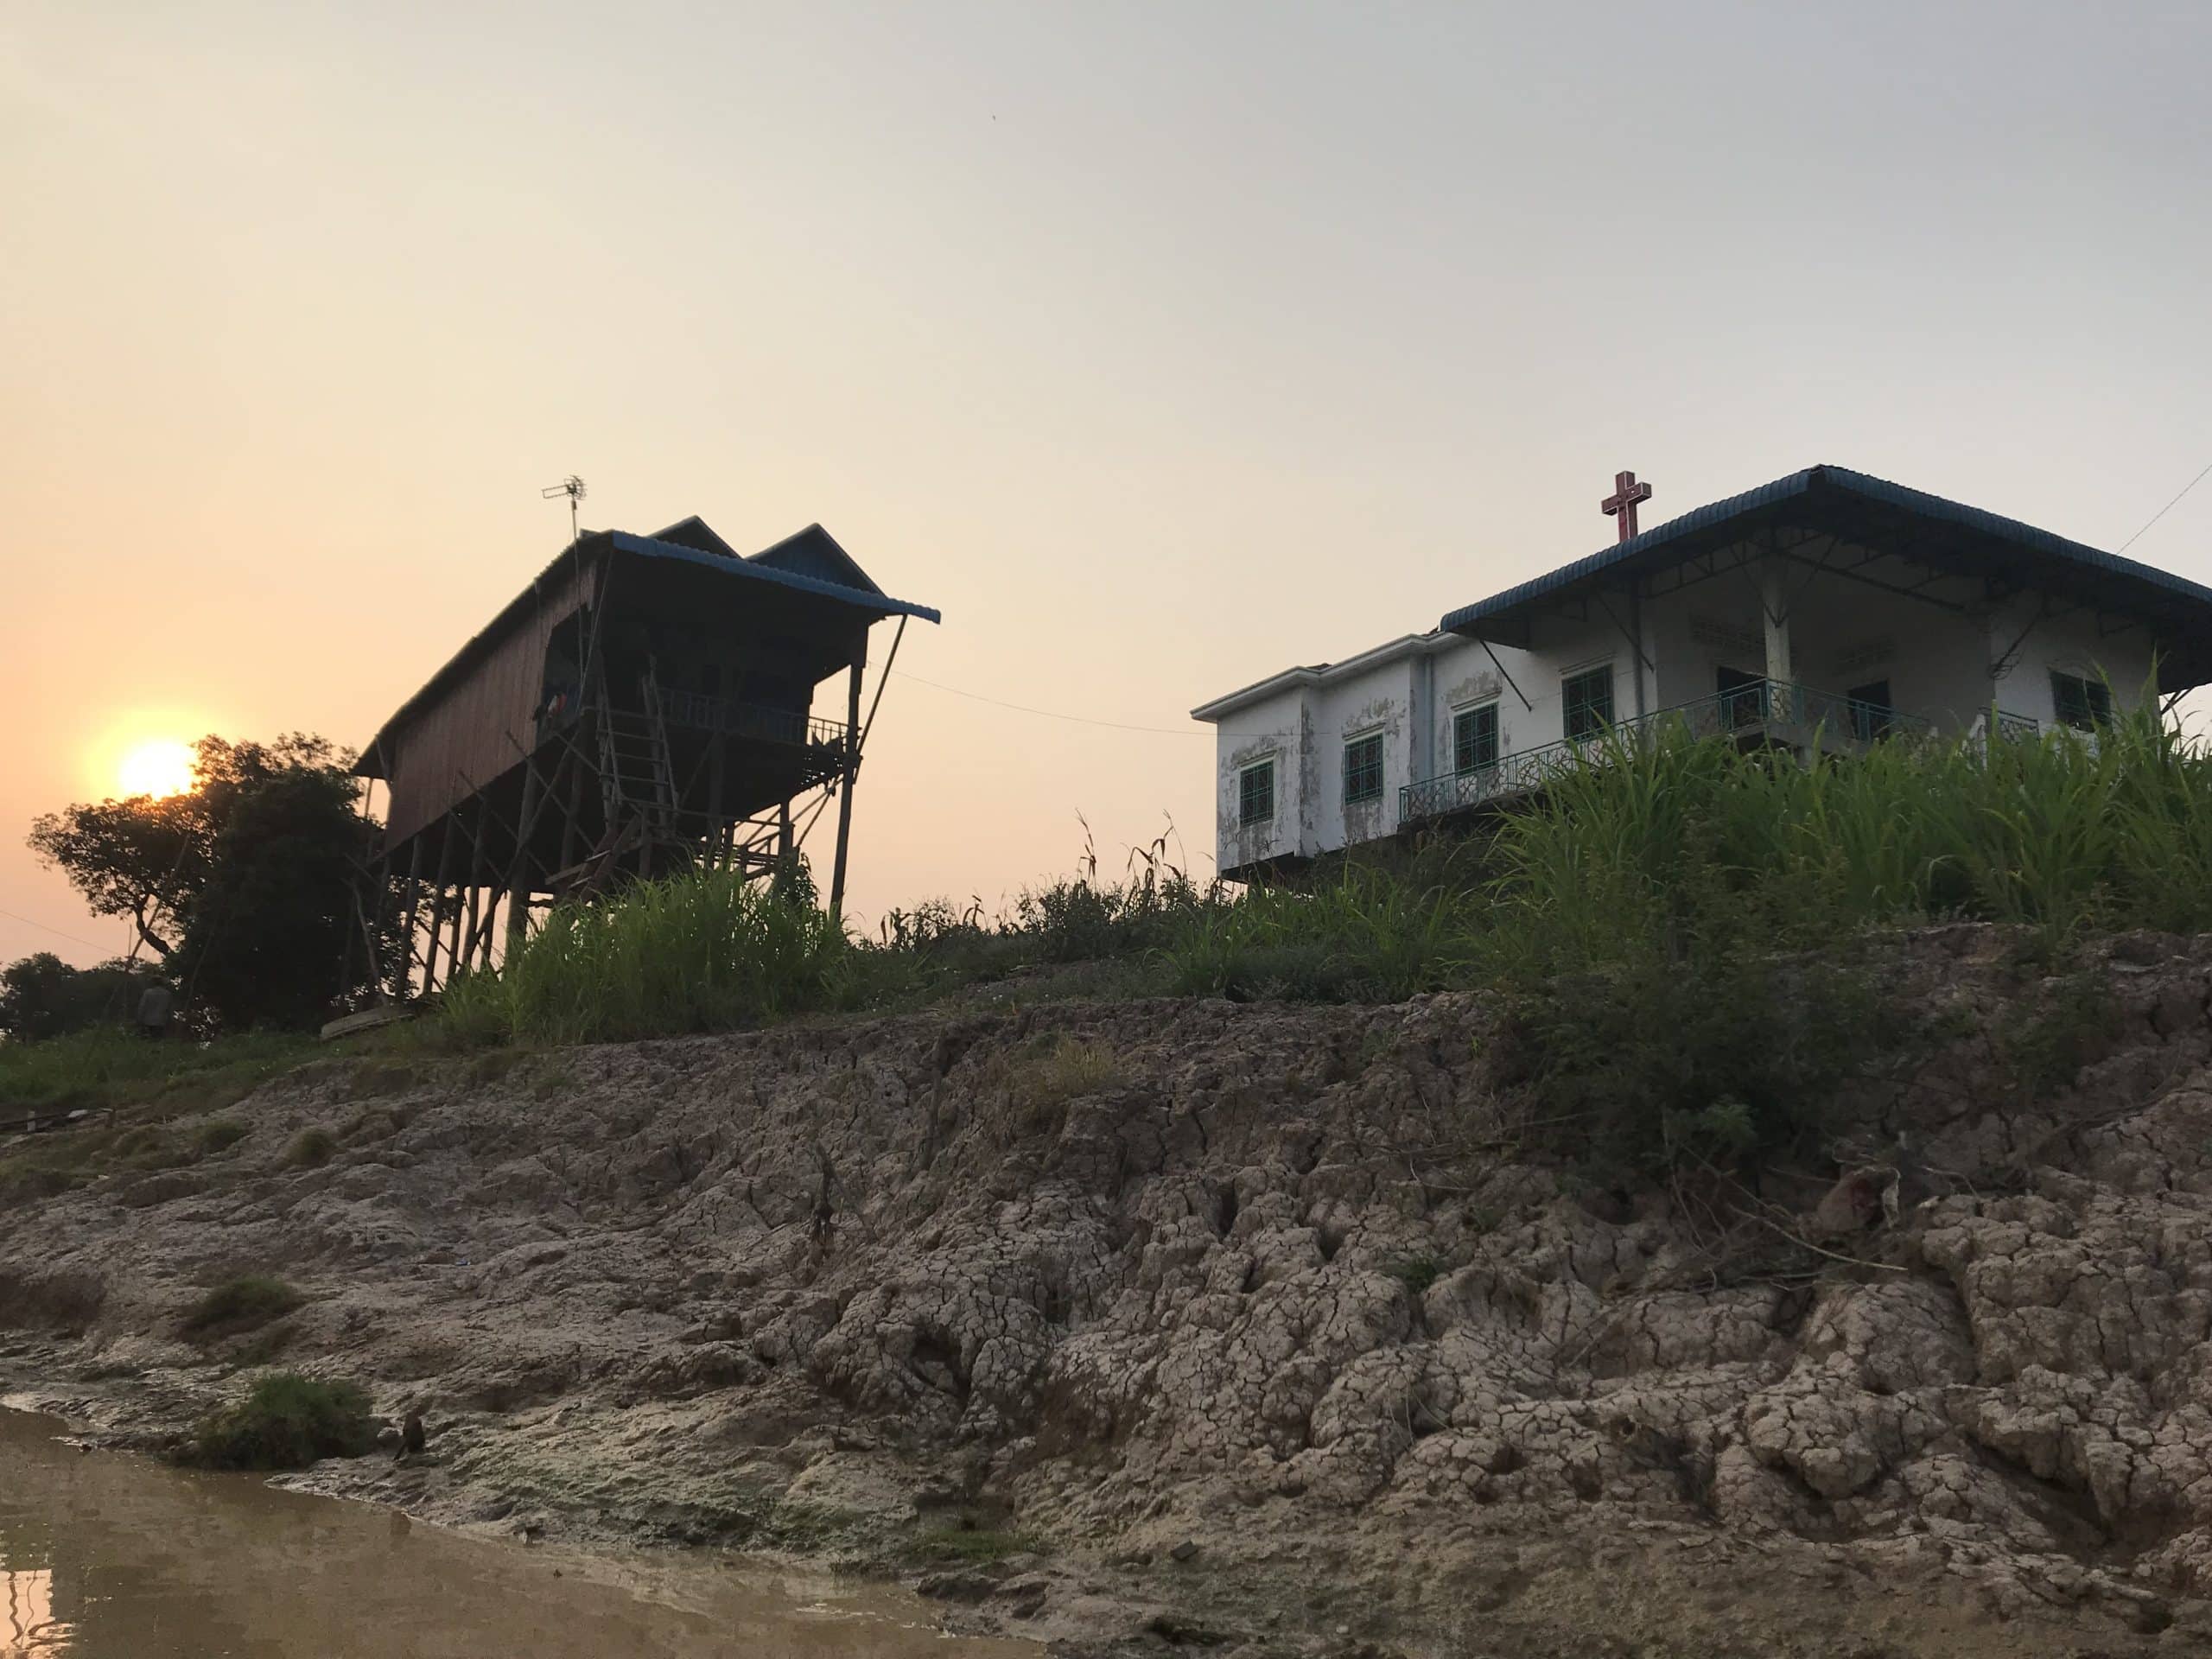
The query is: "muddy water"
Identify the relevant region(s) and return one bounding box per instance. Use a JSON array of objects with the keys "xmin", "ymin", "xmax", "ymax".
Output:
[{"xmin": 0, "ymin": 1411, "xmax": 1031, "ymax": 1658}]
